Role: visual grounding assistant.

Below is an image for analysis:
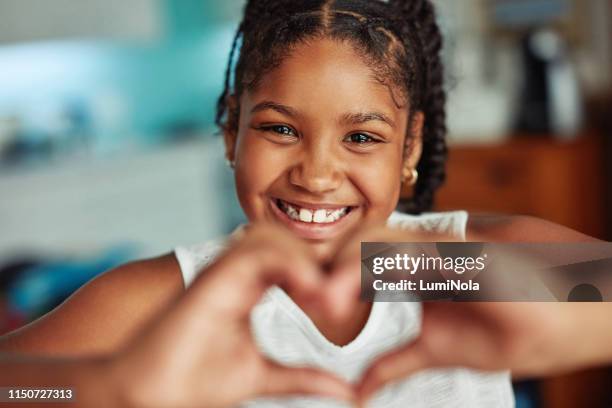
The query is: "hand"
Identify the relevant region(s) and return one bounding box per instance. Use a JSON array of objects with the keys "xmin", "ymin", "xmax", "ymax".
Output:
[
  {"xmin": 323, "ymin": 223, "xmax": 459, "ymax": 320},
  {"xmin": 109, "ymin": 224, "xmax": 354, "ymax": 408},
  {"xmin": 356, "ymin": 302, "xmax": 612, "ymax": 402}
]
